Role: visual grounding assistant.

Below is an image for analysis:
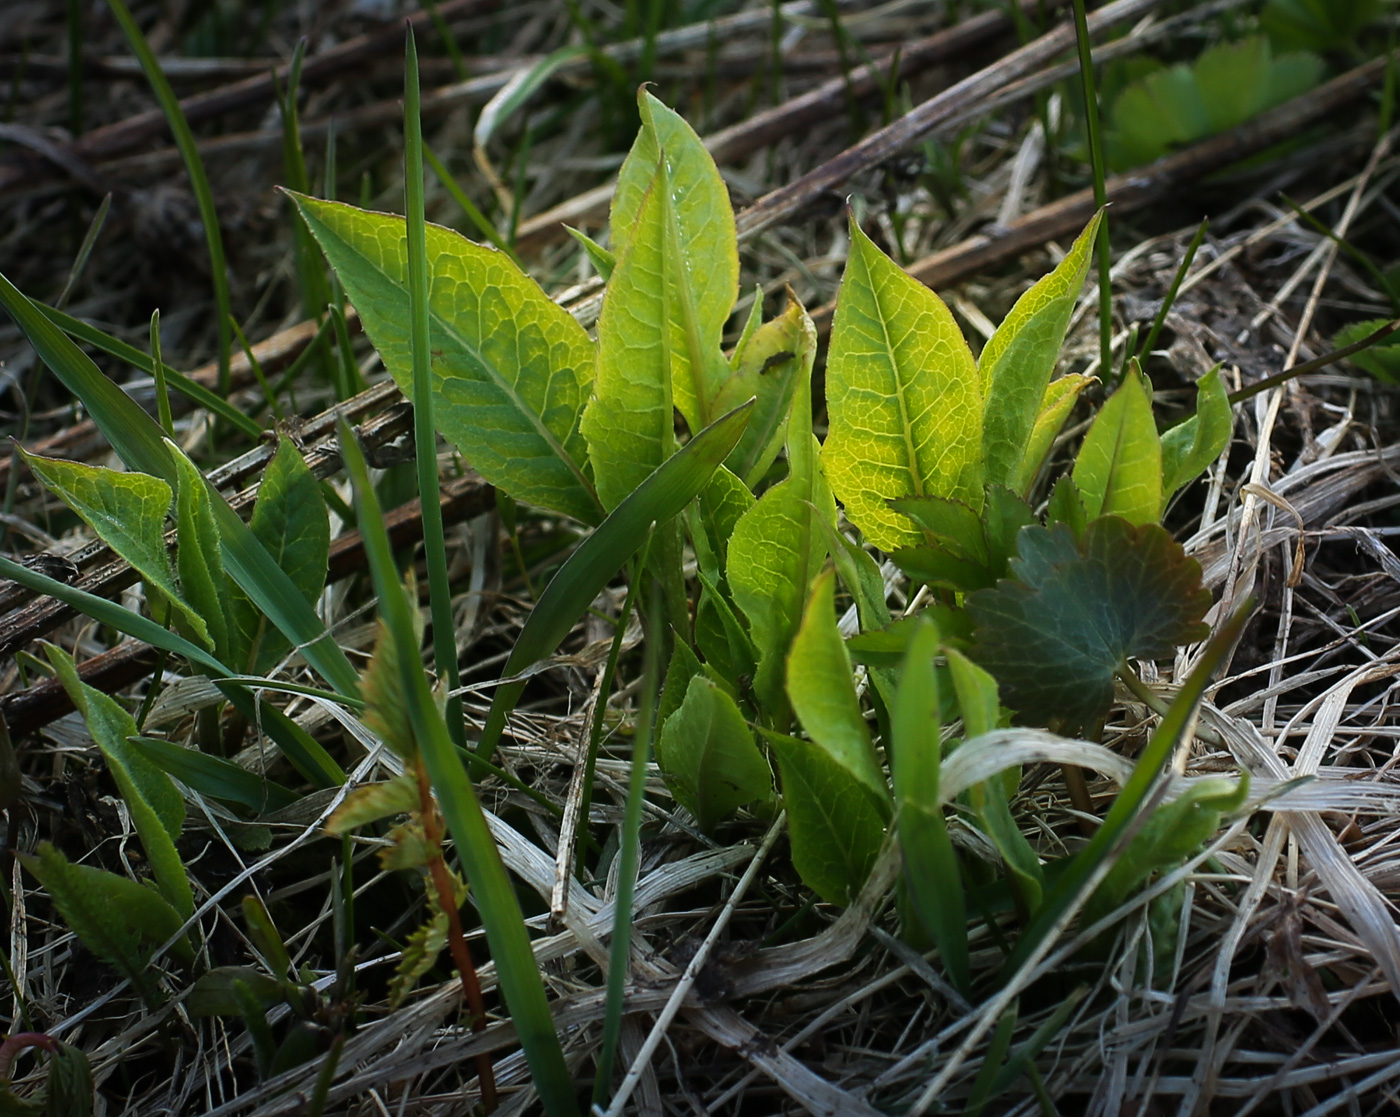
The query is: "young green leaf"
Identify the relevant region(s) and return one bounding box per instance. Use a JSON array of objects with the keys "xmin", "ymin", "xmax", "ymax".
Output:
[
  {"xmin": 967, "ymin": 516, "xmax": 1211, "ymax": 733},
  {"xmin": 891, "ymin": 619, "xmax": 968, "ymax": 991},
  {"xmin": 171, "ymin": 445, "xmax": 229, "ymax": 662},
  {"xmin": 823, "ymin": 216, "xmax": 982, "ymax": 552},
  {"xmin": 656, "ymin": 676, "xmax": 772, "ymax": 831},
  {"xmin": 21, "ymin": 842, "xmax": 183, "ymax": 1001},
  {"xmin": 227, "ymin": 439, "xmax": 330, "ymax": 674},
  {"xmin": 45, "ymin": 645, "xmax": 194, "ymax": 925},
  {"xmin": 768, "ymin": 730, "xmax": 889, "ymax": 907},
  {"xmin": 564, "ymin": 226, "xmax": 616, "ymax": 281},
  {"xmin": 360, "ymin": 606, "xmax": 427, "ymax": 762},
  {"xmin": 695, "ymin": 465, "xmax": 754, "ymax": 583},
  {"xmin": 583, "ymin": 158, "xmax": 678, "ymax": 511},
  {"xmin": 712, "ymin": 293, "xmax": 816, "ymax": 488},
  {"xmin": 786, "ymin": 569, "xmax": 886, "ymax": 799},
  {"xmin": 1011, "ymin": 373, "xmax": 1093, "ymax": 495},
  {"xmin": 1072, "ymin": 365, "xmax": 1162, "ymax": 527},
  {"xmin": 287, "ymin": 193, "xmax": 598, "ymax": 523},
  {"xmin": 20, "ymin": 450, "xmax": 210, "ymax": 648},
  {"xmin": 324, "ymin": 772, "xmax": 421, "ymax": 835},
  {"xmin": 980, "ymin": 213, "xmax": 1101, "ymax": 489},
  {"xmin": 890, "ymin": 487, "xmax": 1035, "ymax": 594},
  {"xmin": 611, "ymin": 90, "xmax": 737, "ymax": 434},
  {"xmin": 1160, "ymin": 367, "xmax": 1233, "ymax": 505}
]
